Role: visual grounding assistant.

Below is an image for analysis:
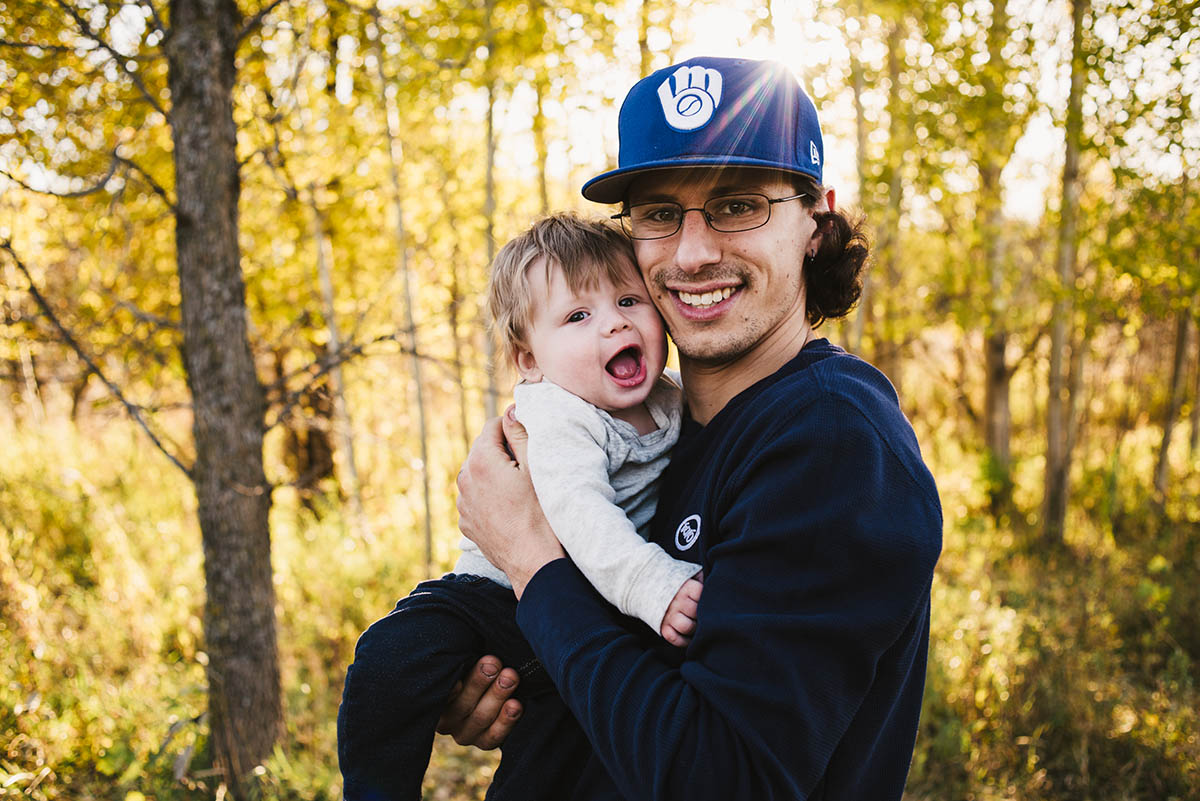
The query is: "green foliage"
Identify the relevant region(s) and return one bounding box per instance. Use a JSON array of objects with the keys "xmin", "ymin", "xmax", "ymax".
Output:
[
  {"xmin": 908, "ymin": 434, "xmax": 1200, "ymax": 801},
  {"xmin": 0, "ymin": 415, "xmax": 503, "ymax": 800}
]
